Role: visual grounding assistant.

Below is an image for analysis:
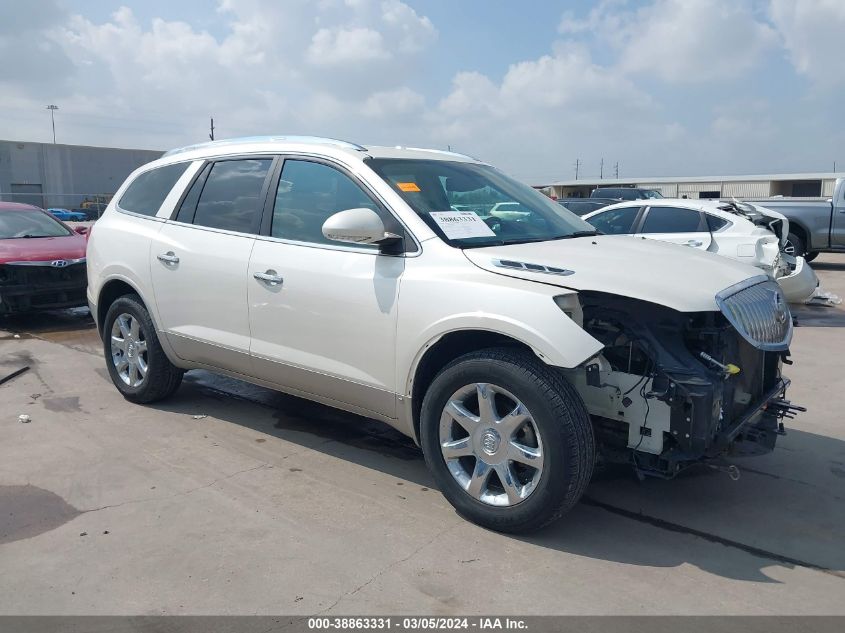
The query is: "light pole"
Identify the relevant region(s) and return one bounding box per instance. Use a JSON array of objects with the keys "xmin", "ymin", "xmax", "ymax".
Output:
[{"xmin": 46, "ymin": 105, "xmax": 59, "ymax": 143}]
